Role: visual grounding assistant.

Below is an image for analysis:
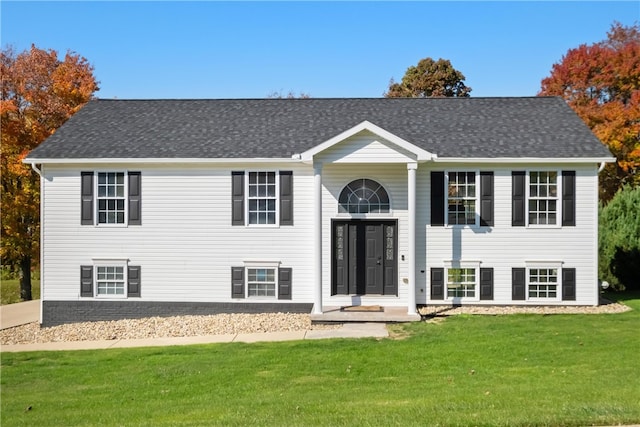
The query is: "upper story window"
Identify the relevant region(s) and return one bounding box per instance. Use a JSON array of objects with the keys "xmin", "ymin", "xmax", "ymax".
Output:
[
  {"xmin": 97, "ymin": 172, "xmax": 126, "ymax": 224},
  {"xmin": 512, "ymin": 170, "xmax": 575, "ymax": 227},
  {"xmin": 529, "ymin": 171, "xmax": 558, "ymax": 225},
  {"xmin": 431, "ymin": 171, "xmax": 493, "ymax": 227},
  {"xmin": 338, "ymin": 179, "xmax": 390, "ymax": 214},
  {"xmin": 81, "ymin": 171, "xmax": 141, "ymax": 227},
  {"xmin": 248, "ymin": 172, "xmax": 277, "ymax": 225},
  {"xmin": 447, "ymin": 172, "xmax": 476, "ymax": 225},
  {"xmin": 231, "ymin": 171, "xmax": 293, "ymax": 227}
]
